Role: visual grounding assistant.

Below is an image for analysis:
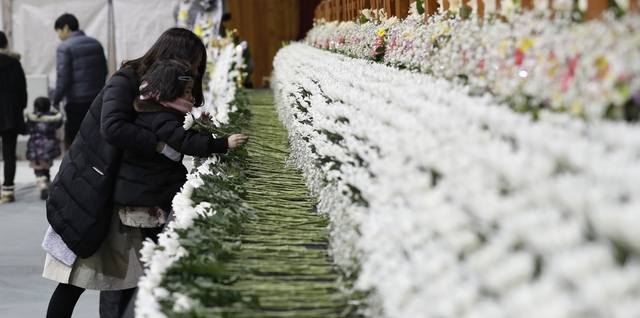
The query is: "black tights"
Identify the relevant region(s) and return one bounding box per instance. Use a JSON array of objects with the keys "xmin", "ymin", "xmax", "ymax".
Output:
[
  {"xmin": 0, "ymin": 130, "xmax": 18, "ymax": 187},
  {"xmin": 45, "ymin": 228, "xmax": 162, "ymax": 318},
  {"xmin": 45, "ymin": 283, "xmax": 85, "ymax": 318},
  {"xmin": 46, "ymin": 284, "xmax": 136, "ymax": 318}
]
